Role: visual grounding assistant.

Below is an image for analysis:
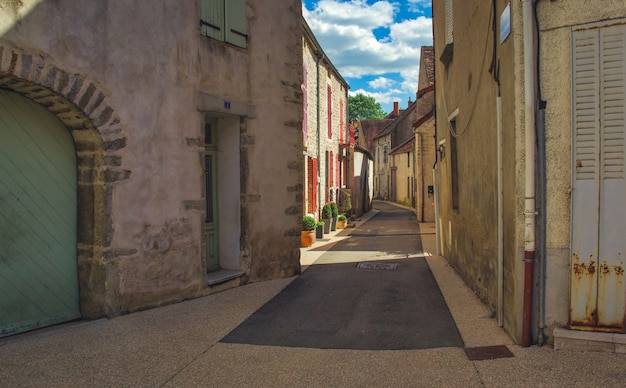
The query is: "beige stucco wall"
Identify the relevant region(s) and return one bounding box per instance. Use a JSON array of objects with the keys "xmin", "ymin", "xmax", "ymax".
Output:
[
  {"xmin": 415, "ymin": 118, "xmax": 436, "ymax": 222},
  {"xmin": 0, "ymin": 0, "xmax": 303, "ymax": 316},
  {"xmin": 392, "ymin": 150, "xmax": 414, "ymax": 206},
  {"xmin": 434, "ymin": 0, "xmax": 524, "ymax": 342},
  {"xmin": 374, "ymin": 133, "xmax": 391, "ymax": 199}
]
